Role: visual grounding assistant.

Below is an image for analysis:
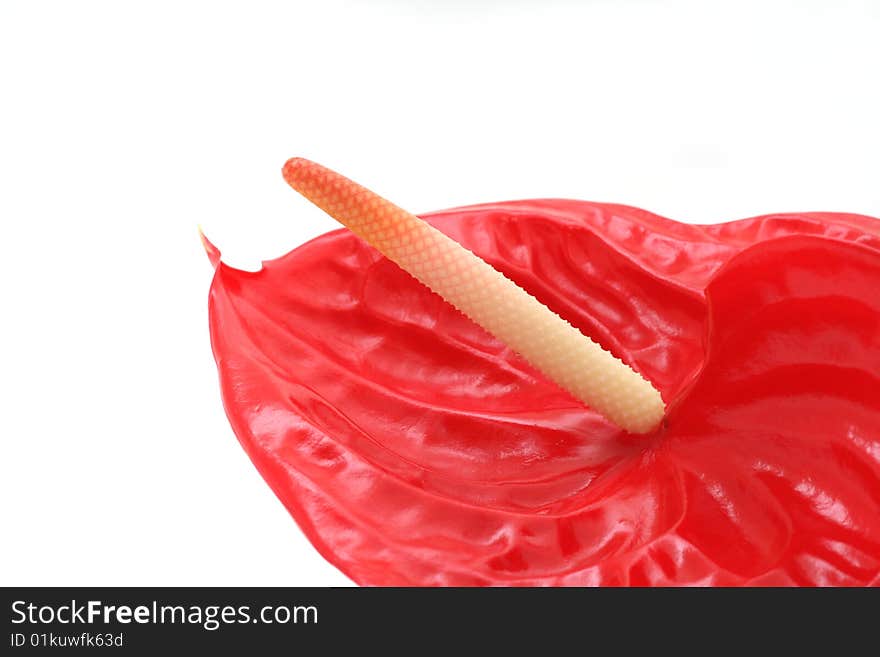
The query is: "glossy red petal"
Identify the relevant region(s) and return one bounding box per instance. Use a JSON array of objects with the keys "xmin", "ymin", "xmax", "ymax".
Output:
[
  {"xmin": 207, "ymin": 201, "xmax": 880, "ymax": 585},
  {"xmin": 668, "ymin": 235, "xmax": 880, "ymax": 584}
]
